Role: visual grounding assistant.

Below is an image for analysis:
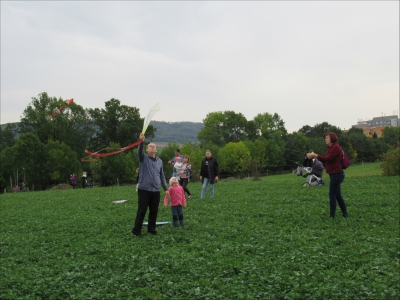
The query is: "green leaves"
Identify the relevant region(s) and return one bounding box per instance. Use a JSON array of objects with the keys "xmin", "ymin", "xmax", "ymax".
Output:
[{"xmin": 0, "ymin": 163, "xmax": 398, "ymax": 299}]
